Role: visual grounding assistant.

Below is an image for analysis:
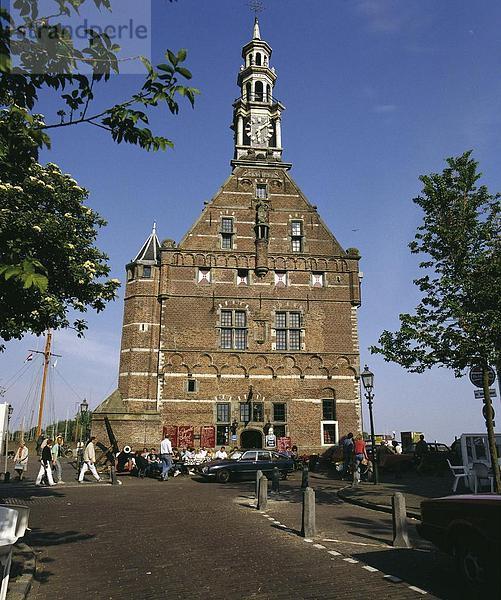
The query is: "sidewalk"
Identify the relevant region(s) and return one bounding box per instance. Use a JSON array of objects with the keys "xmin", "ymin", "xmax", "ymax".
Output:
[{"xmin": 335, "ymin": 472, "xmax": 454, "ymax": 517}]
